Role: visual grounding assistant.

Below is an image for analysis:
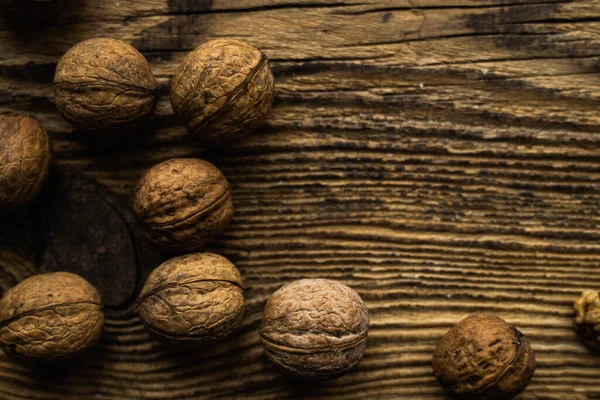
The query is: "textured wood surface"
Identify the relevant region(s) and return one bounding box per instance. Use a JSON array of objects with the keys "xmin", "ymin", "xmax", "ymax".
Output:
[{"xmin": 0, "ymin": 0, "xmax": 600, "ymax": 399}]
